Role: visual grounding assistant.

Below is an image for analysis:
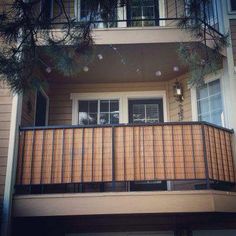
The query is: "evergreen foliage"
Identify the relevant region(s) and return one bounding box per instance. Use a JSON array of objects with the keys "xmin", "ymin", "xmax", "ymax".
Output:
[
  {"xmin": 0, "ymin": 0, "xmax": 126, "ymax": 93},
  {"xmin": 0, "ymin": 0, "xmax": 229, "ymax": 92},
  {"xmin": 177, "ymin": 0, "xmax": 229, "ymax": 87}
]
